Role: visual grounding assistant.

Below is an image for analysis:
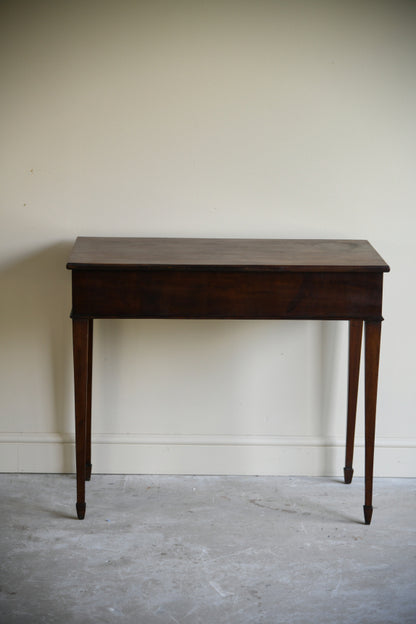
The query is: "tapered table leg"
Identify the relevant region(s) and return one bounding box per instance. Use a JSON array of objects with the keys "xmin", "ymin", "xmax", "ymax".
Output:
[
  {"xmin": 86, "ymin": 319, "xmax": 93, "ymax": 481},
  {"xmin": 344, "ymin": 320, "xmax": 363, "ymax": 484},
  {"xmin": 363, "ymin": 320, "xmax": 382, "ymax": 525},
  {"xmin": 73, "ymin": 318, "xmax": 90, "ymax": 519}
]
